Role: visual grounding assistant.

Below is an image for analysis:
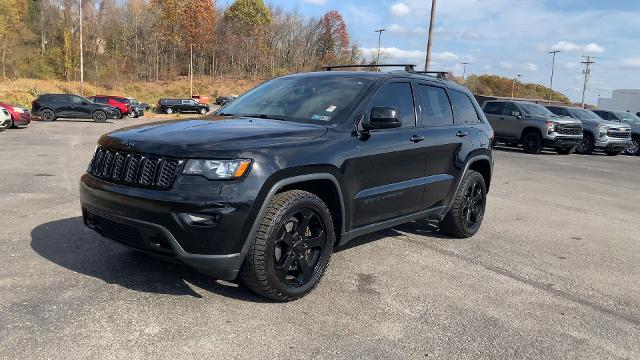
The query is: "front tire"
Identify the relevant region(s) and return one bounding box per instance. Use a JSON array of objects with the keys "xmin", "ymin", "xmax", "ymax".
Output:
[
  {"xmin": 575, "ymin": 133, "xmax": 594, "ymax": 154},
  {"xmin": 522, "ymin": 132, "xmax": 543, "ymax": 154},
  {"xmin": 114, "ymin": 109, "xmax": 122, "ymax": 119},
  {"xmin": 40, "ymin": 109, "xmax": 56, "ymax": 122},
  {"xmin": 92, "ymin": 110, "xmax": 107, "ymax": 123},
  {"xmin": 441, "ymin": 170, "xmax": 487, "ymax": 238},
  {"xmin": 625, "ymin": 136, "xmax": 640, "ymax": 156},
  {"xmin": 240, "ymin": 190, "xmax": 335, "ymax": 302}
]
